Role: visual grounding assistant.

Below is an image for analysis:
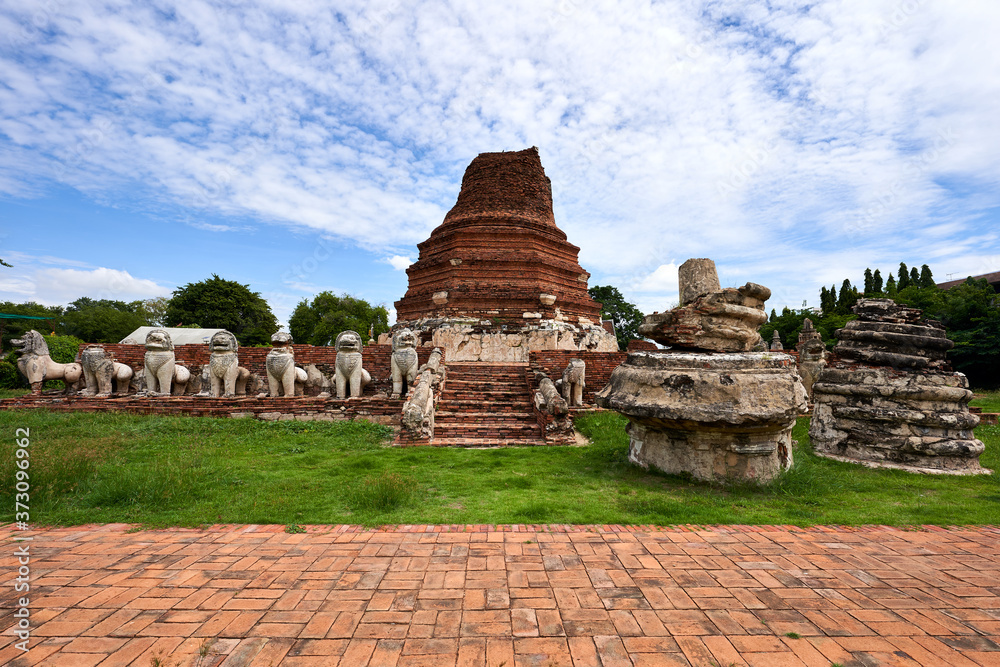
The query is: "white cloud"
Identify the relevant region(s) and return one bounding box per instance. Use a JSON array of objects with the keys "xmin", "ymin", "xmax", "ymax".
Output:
[
  {"xmin": 32, "ymin": 268, "xmax": 171, "ymax": 304},
  {"xmin": 386, "ymin": 255, "xmax": 412, "ymax": 271},
  {"xmin": 0, "ymin": 0, "xmax": 996, "ymax": 307}
]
